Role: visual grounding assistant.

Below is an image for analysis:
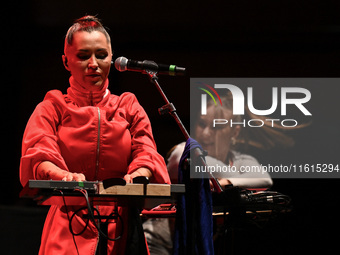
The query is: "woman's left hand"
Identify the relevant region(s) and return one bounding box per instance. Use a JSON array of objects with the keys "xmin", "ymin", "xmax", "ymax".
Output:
[{"xmin": 124, "ymin": 167, "xmax": 152, "ymax": 183}]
